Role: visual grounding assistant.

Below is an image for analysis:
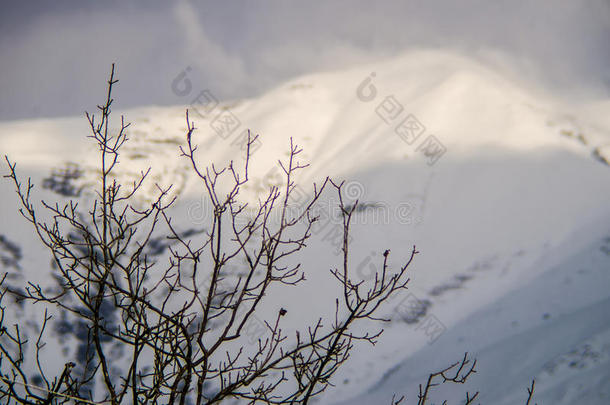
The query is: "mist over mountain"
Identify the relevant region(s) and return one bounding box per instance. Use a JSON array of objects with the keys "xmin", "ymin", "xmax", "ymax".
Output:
[{"xmin": 1, "ymin": 0, "xmax": 609, "ymax": 121}]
